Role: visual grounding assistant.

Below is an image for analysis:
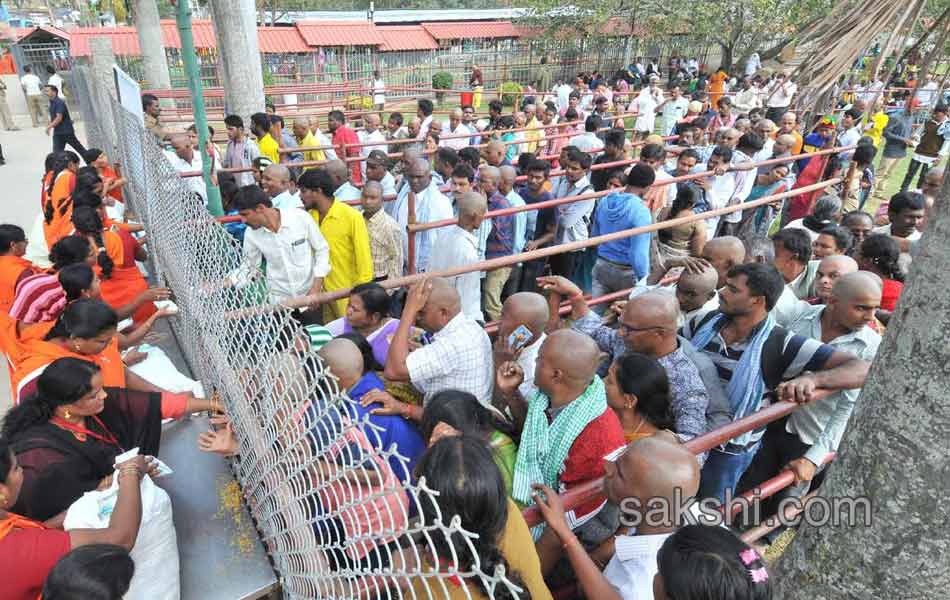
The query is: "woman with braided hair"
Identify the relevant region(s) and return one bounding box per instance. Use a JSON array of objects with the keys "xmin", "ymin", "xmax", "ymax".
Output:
[
  {"xmin": 72, "ymin": 191, "xmax": 161, "ymax": 324},
  {"xmin": 41, "ymin": 152, "xmax": 81, "ymax": 249}
]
